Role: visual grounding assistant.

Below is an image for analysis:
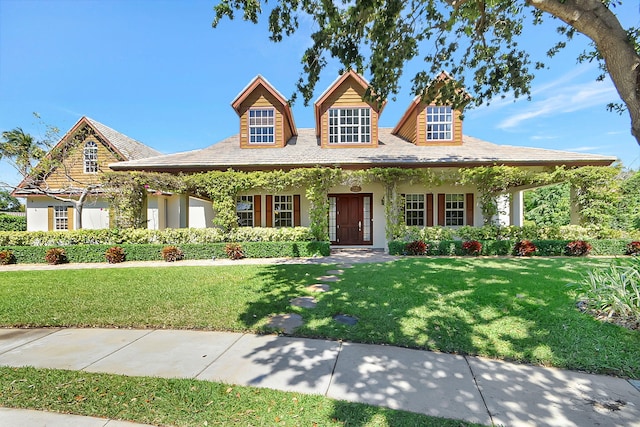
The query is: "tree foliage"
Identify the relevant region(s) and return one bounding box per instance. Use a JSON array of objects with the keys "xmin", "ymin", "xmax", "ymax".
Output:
[
  {"xmin": 524, "ymin": 183, "xmax": 571, "ymax": 227},
  {"xmin": 213, "ymin": 0, "xmax": 640, "ymax": 145},
  {"xmin": 0, "ymin": 190, "xmax": 22, "ymax": 212}
]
